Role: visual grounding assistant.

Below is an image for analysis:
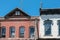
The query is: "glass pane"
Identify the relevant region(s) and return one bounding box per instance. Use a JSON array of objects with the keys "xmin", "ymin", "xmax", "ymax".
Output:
[
  {"xmin": 17, "ymin": 11, "xmax": 20, "ymax": 15},
  {"xmin": 0, "ymin": 27, "xmax": 1, "ymax": 38},
  {"xmin": 15, "ymin": 11, "xmax": 20, "ymax": 15},
  {"xmin": 59, "ymin": 25, "xmax": 60, "ymax": 35},
  {"xmin": 19, "ymin": 27, "xmax": 25, "ymax": 38},
  {"xmin": 44, "ymin": 20, "xmax": 51, "ymax": 35},
  {"xmin": 58, "ymin": 21, "xmax": 60, "ymax": 35},
  {"xmin": 1, "ymin": 27, "xmax": 6, "ymax": 38},
  {"xmin": 29, "ymin": 27, "xmax": 35, "ymax": 38},
  {"xmin": 10, "ymin": 27, "xmax": 15, "ymax": 38},
  {"xmin": 20, "ymin": 27, "xmax": 24, "ymax": 33}
]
